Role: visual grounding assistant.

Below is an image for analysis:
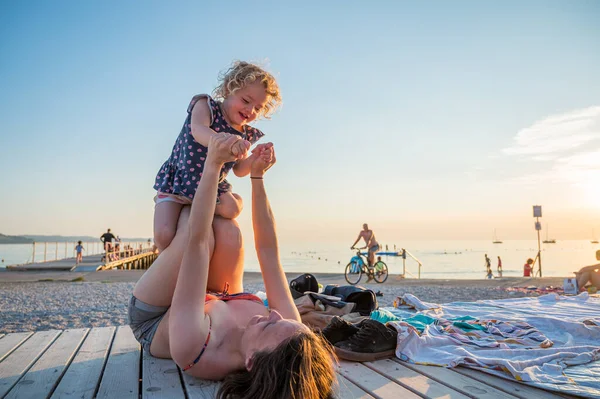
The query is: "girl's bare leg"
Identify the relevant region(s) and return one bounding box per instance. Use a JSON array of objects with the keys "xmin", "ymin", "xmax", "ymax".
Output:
[{"xmin": 153, "ymin": 201, "xmax": 184, "ymax": 251}]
